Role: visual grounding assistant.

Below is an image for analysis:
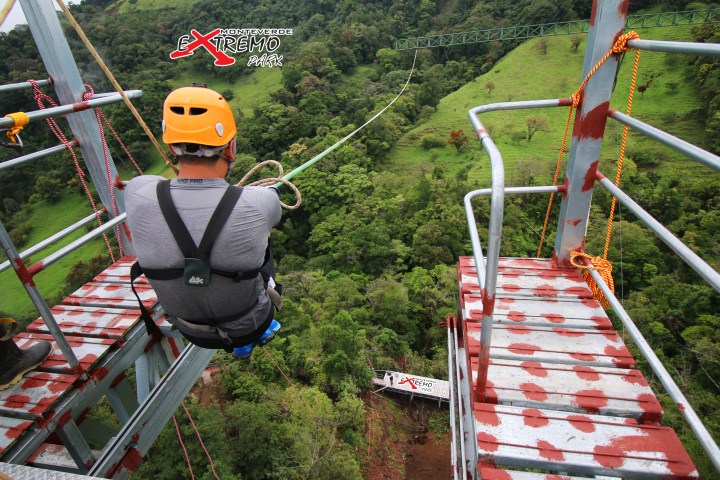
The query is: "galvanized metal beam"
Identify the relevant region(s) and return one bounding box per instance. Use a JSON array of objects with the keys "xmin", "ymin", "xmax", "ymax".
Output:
[
  {"xmin": 19, "ymin": 0, "xmax": 135, "ymax": 255},
  {"xmin": 88, "ymin": 345, "xmax": 215, "ymax": 479},
  {"xmin": 553, "ymin": 0, "xmax": 629, "ymax": 266}
]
